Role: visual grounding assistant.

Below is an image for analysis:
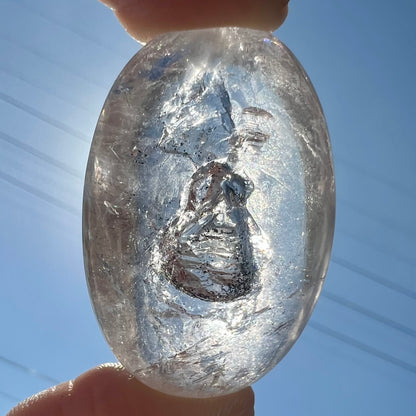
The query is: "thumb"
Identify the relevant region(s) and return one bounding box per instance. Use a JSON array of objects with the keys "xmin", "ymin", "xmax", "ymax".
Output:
[{"xmin": 8, "ymin": 363, "xmax": 255, "ymax": 416}]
